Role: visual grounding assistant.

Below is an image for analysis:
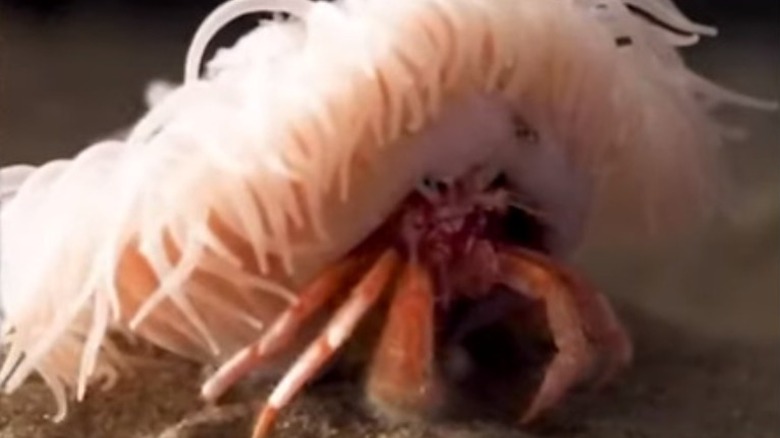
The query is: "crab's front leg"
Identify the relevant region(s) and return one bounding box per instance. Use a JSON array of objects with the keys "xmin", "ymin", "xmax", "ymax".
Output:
[
  {"xmin": 366, "ymin": 259, "xmax": 442, "ymax": 417},
  {"xmin": 497, "ymin": 246, "xmax": 632, "ymax": 423}
]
